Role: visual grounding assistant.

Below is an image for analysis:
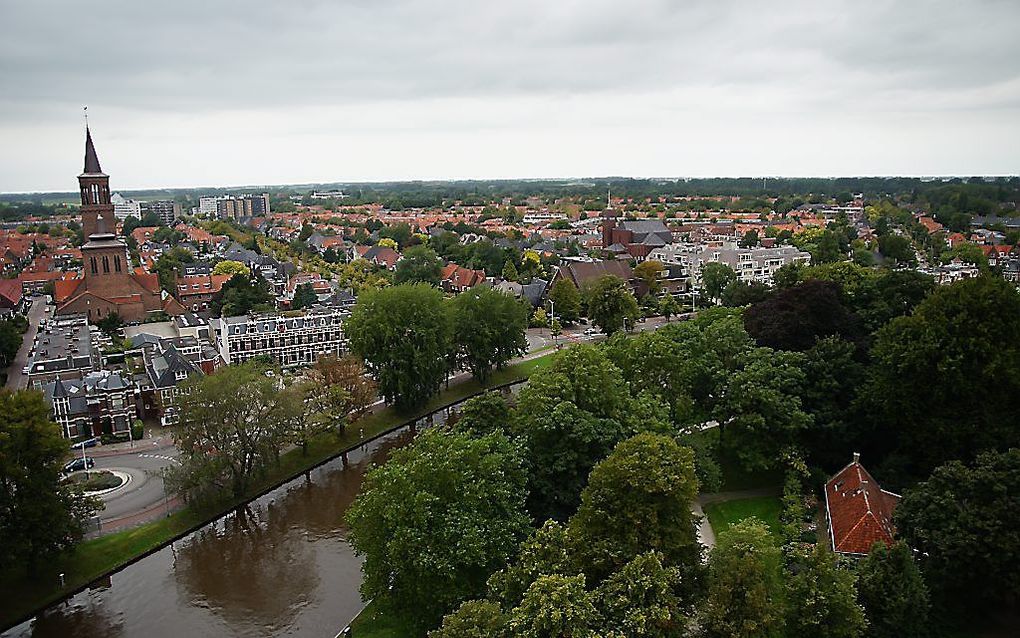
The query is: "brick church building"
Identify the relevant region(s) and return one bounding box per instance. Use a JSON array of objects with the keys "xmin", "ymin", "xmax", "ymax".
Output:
[{"xmin": 55, "ymin": 128, "xmax": 185, "ymax": 322}]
